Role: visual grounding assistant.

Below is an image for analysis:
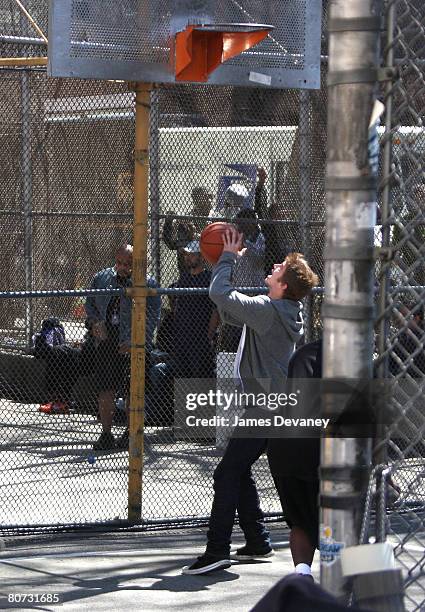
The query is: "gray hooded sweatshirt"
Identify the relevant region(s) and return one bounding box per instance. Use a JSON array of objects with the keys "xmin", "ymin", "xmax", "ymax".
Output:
[{"xmin": 209, "ymin": 252, "xmax": 304, "ymax": 393}]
